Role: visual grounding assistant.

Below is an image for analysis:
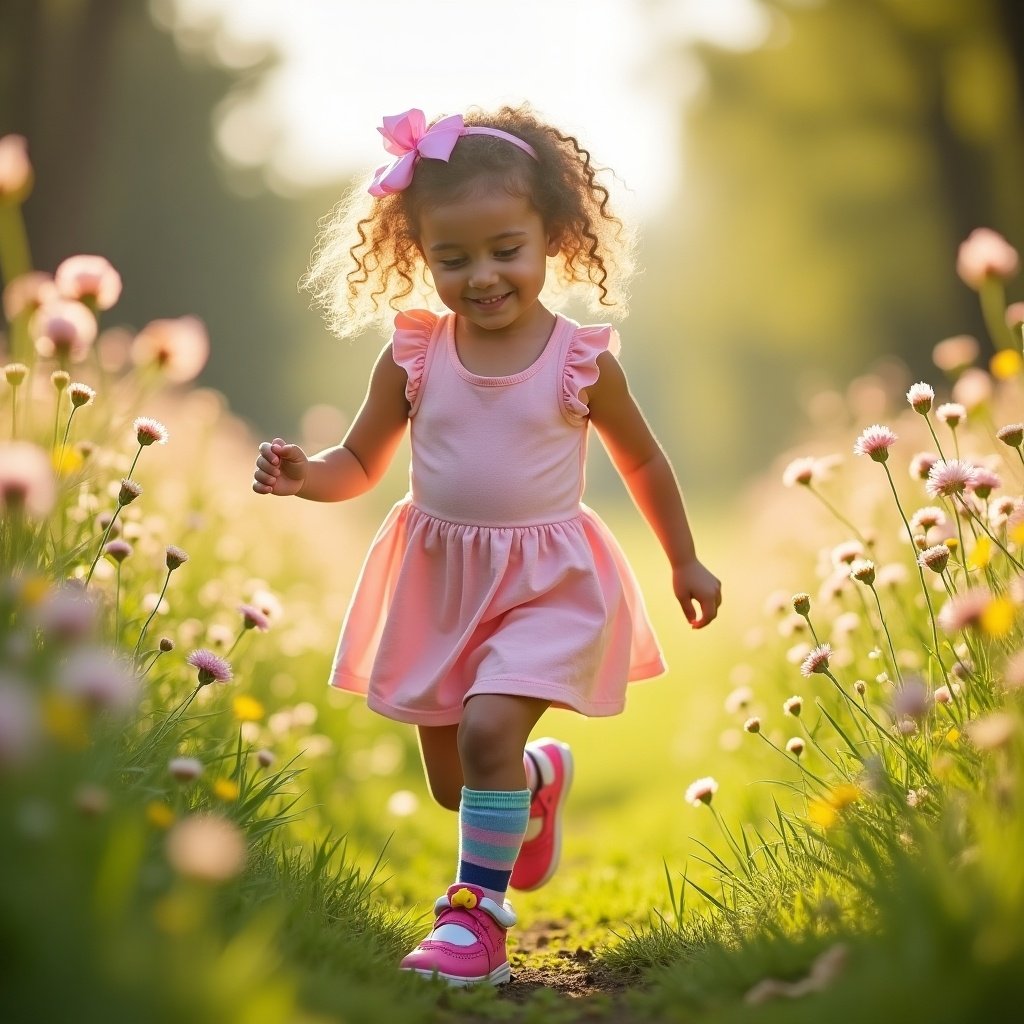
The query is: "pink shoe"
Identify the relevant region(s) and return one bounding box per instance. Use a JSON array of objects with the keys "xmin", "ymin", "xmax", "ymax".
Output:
[
  {"xmin": 510, "ymin": 738, "xmax": 574, "ymax": 892},
  {"xmin": 400, "ymin": 883, "xmax": 516, "ymax": 987}
]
